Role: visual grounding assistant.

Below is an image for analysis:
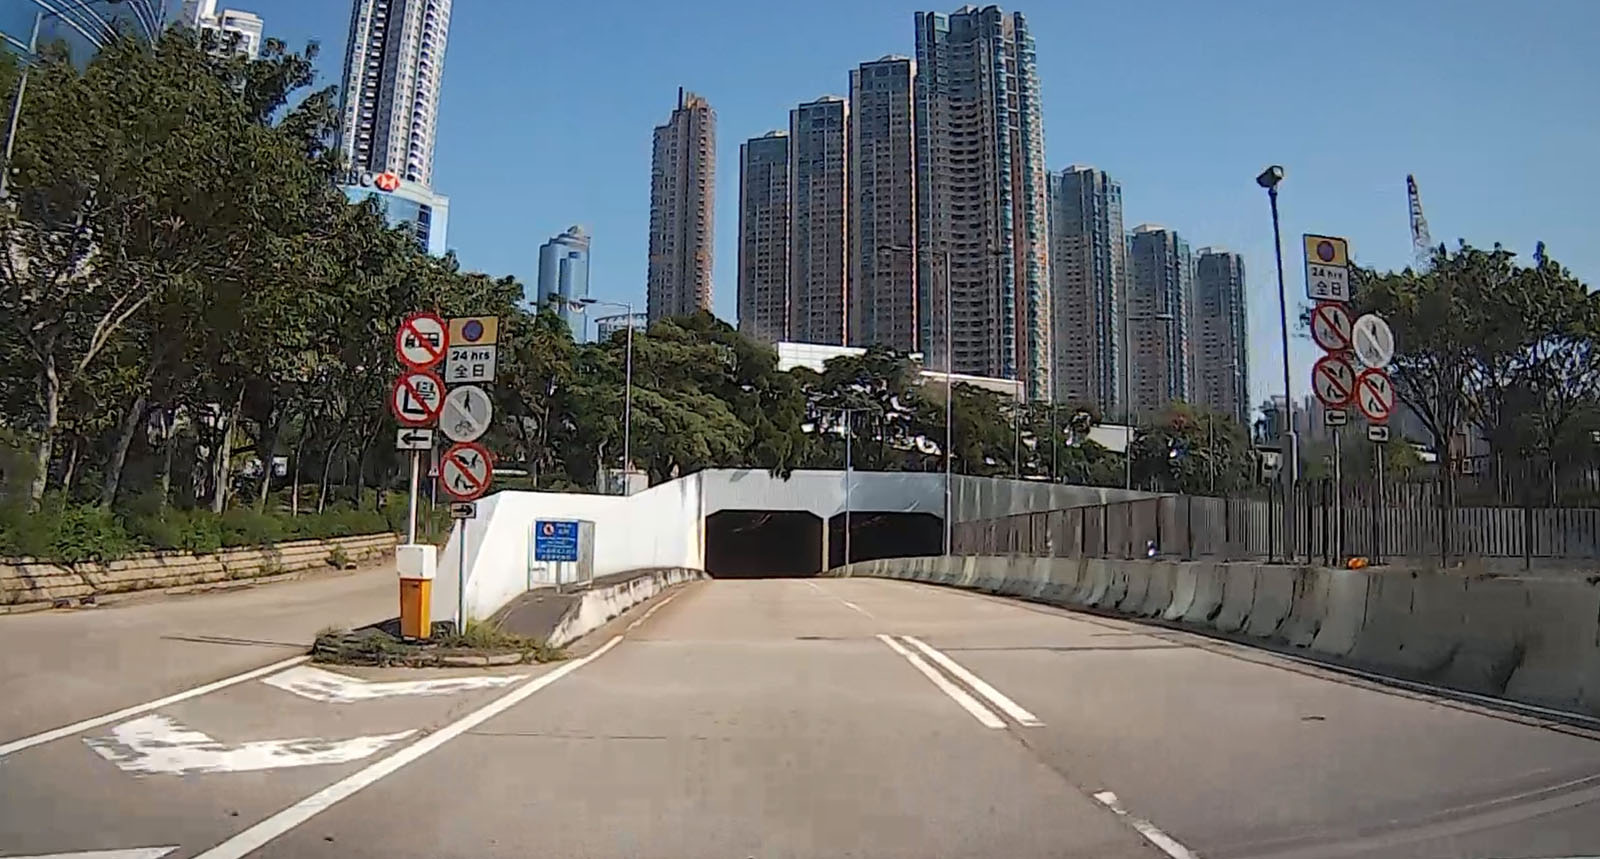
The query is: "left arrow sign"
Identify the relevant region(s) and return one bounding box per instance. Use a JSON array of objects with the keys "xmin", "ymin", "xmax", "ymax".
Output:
[
  {"xmin": 4, "ymin": 849, "xmax": 178, "ymax": 859},
  {"xmin": 85, "ymin": 715, "xmax": 414, "ymax": 776}
]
